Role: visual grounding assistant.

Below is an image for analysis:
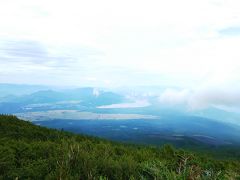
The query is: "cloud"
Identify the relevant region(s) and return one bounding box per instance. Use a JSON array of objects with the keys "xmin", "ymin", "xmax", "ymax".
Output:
[
  {"xmin": 159, "ymin": 89, "xmax": 190, "ymax": 106},
  {"xmin": 93, "ymin": 88, "xmax": 100, "ymax": 97},
  {"xmin": 219, "ymin": 27, "xmax": 240, "ymax": 36},
  {"xmin": 0, "ymin": 0, "xmax": 240, "ymax": 89},
  {"xmin": 0, "ymin": 38, "xmax": 106, "ymax": 86},
  {"xmin": 159, "ymin": 87, "xmax": 240, "ymax": 110},
  {"xmin": 188, "ymin": 88, "xmax": 240, "ymax": 110},
  {"xmin": 0, "ymin": 40, "xmax": 49, "ymax": 64},
  {"xmin": 0, "ymin": 39, "xmax": 103, "ymax": 64}
]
